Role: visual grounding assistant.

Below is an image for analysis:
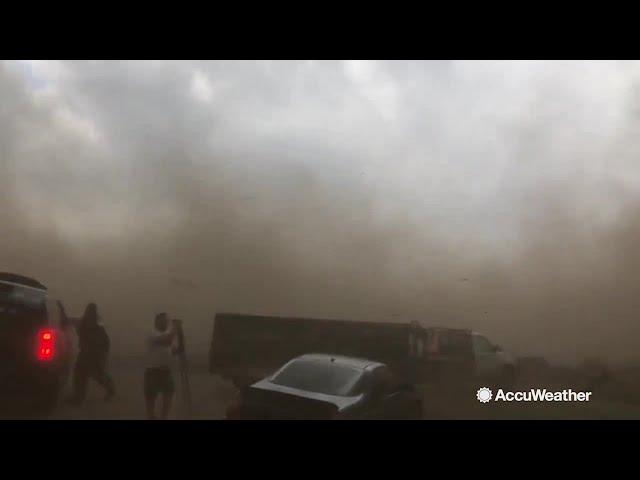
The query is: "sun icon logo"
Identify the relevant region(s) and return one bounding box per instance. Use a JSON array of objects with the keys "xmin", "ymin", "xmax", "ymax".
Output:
[{"xmin": 476, "ymin": 387, "xmax": 492, "ymax": 403}]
